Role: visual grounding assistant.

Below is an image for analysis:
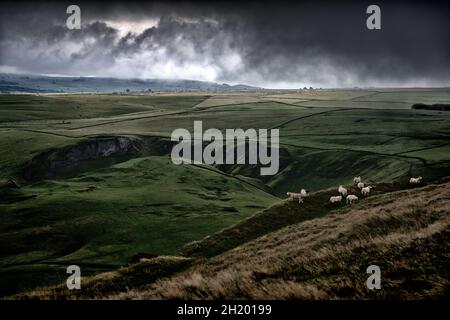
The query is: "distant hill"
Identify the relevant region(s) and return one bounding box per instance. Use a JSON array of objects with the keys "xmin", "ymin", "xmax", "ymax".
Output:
[{"xmin": 0, "ymin": 74, "xmax": 259, "ymax": 93}]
